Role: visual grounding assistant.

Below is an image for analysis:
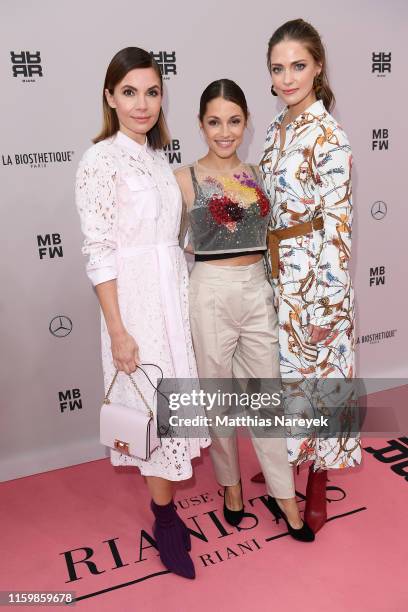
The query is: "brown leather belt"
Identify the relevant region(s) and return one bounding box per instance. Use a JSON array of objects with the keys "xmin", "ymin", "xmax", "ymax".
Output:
[{"xmin": 267, "ymin": 216, "xmax": 324, "ymax": 278}]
